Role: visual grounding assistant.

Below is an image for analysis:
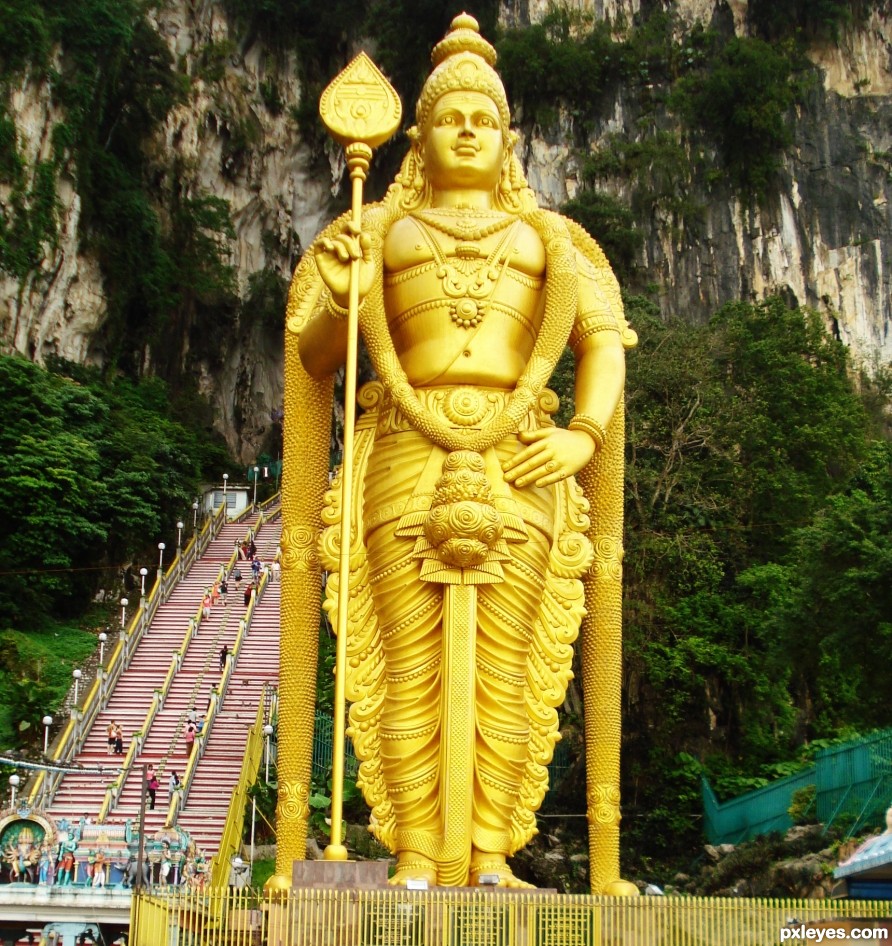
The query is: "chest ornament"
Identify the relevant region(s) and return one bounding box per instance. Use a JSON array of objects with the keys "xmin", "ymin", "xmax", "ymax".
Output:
[{"xmin": 410, "ymin": 214, "xmax": 520, "ymax": 329}]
